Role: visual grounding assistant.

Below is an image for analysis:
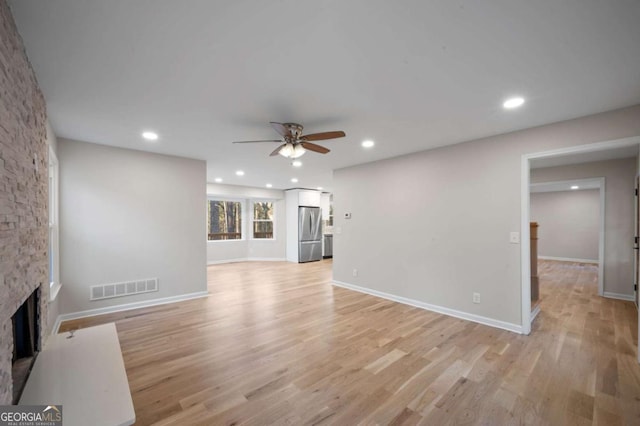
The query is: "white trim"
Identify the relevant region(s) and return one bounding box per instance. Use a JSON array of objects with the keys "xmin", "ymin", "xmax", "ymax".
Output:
[
  {"xmin": 603, "ymin": 292, "xmax": 636, "ymax": 302},
  {"xmin": 332, "ymin": 280, "xmax": 523, "ymax": 334},
  {"xmin": 207, "ymin": 257, "xmax": 287, "ymax": 265},
  {"xmin": 247, "ymin": 257, "xmax": 287, "ymax": 262},
  {"xmin": 50, "ymin": 315, "xmax": 63, "ymax": 336},
  {"xmin": 207, "ymin": 258, "xmax": 249, "ymax": 265},
  {"xmin": 521, "ymin": 136, "xmax": 640, "ymax": 336},
  {"xmin": 520, "ymin": 154, "xmax": 532, "ymax": 335},
  {"xmin": 530, "ymin": 304, "xmax": 541, "ymax": 323},
  {"xmin": 51, "ymin": 291, "xmax": 209, "ymax": 334},
  {"xmin": 49, "ymin": 145, "xmax": 60, "ymax": 292},
  {"xmin": 598, "ymin": 177, "xmax": 606, "ymax": 297},
  {"xmin": 49, "ymin": 282, "xmax": 62, "ymax": 303},
  {"xmin": 538, "ymin": 256, "xmax": 599, "ymax": 264},
  {"xmin": 249, "ymin": 199, "xmax": 276, "ymax": 241}
]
